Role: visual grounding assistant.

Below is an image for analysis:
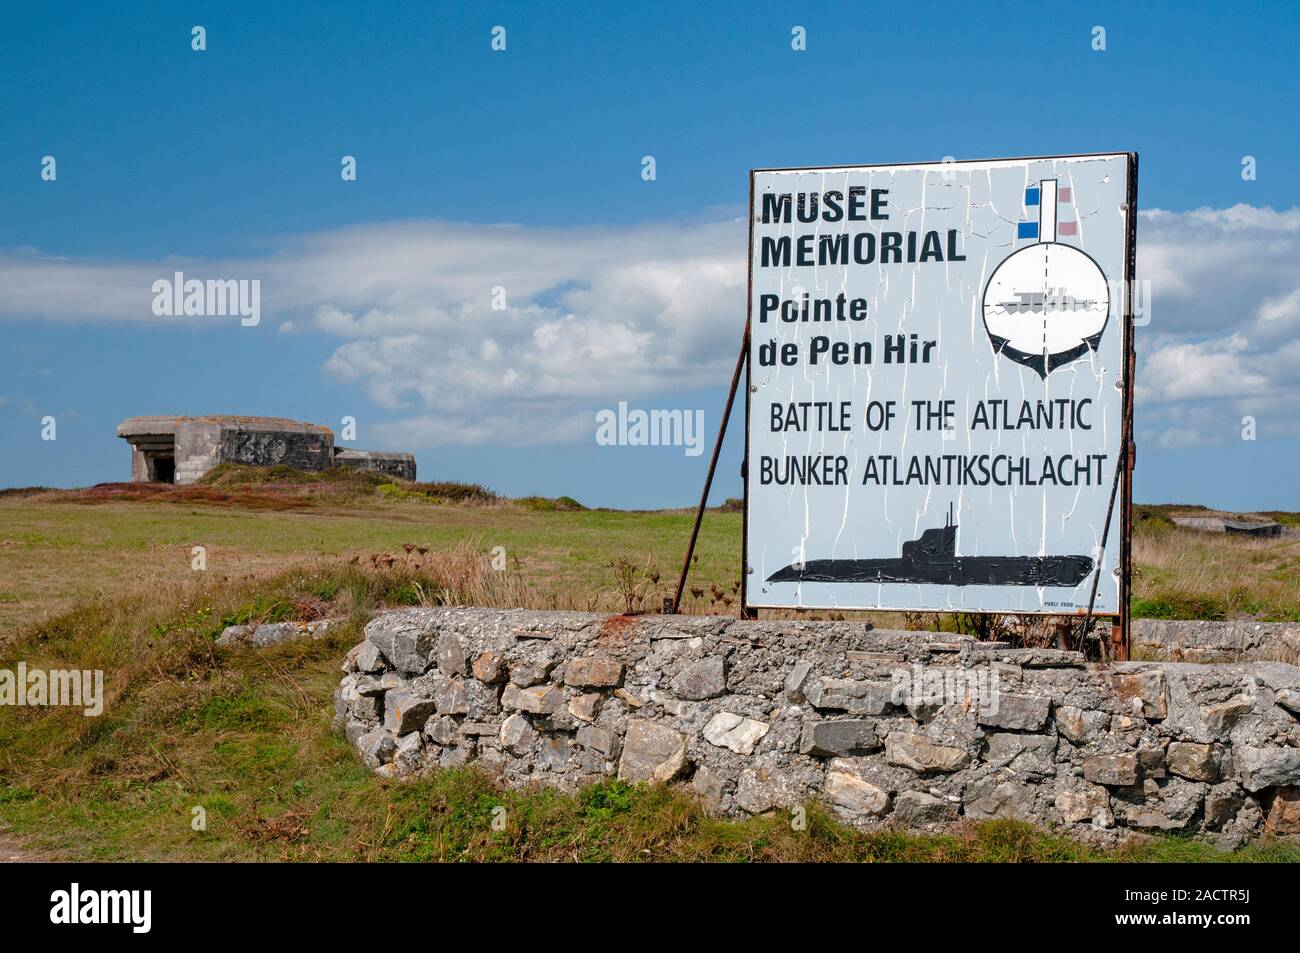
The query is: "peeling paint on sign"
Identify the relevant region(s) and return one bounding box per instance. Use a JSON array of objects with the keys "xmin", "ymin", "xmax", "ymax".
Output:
[{"xmin": 745, "ymin": 154, "xmax": 1134, "ymax": 614}]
